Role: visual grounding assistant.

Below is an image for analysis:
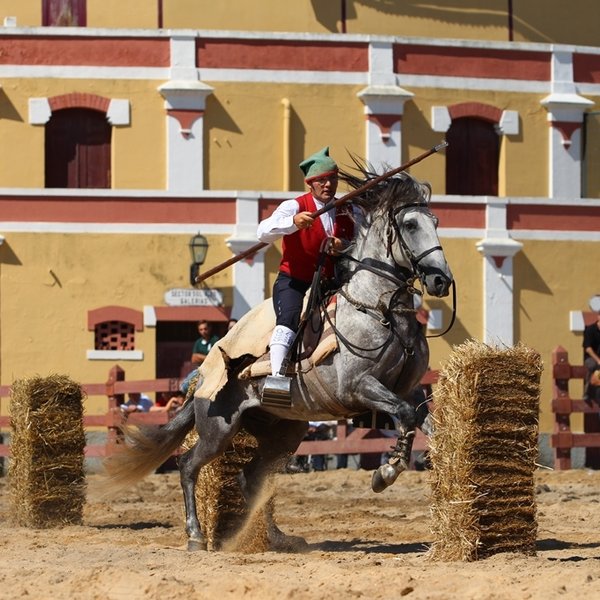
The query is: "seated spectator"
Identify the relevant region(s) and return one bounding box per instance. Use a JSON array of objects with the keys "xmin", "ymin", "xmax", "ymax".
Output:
[
  {"xmin": 151, "ymin": 391, "xmax": 184, "ymax": 415},
  {"xmin": 120, "ymin": 392, "xmax": 153, "ymax": 413}
]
